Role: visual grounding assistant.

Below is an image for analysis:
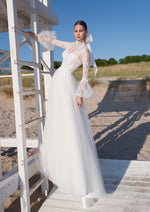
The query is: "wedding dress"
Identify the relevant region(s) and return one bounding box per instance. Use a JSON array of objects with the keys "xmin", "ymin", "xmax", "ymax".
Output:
[{"xmin": 38, "ymin": 31, "xmax": 105, "ymax": 208}]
